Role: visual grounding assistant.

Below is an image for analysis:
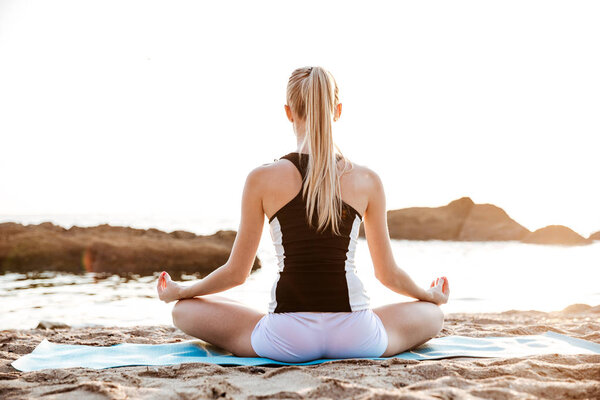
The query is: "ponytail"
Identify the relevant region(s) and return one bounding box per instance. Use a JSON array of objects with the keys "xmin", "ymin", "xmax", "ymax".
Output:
[{"xmin": 286, "ymin": 66, "xmax": 350, "ymax": 235}]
